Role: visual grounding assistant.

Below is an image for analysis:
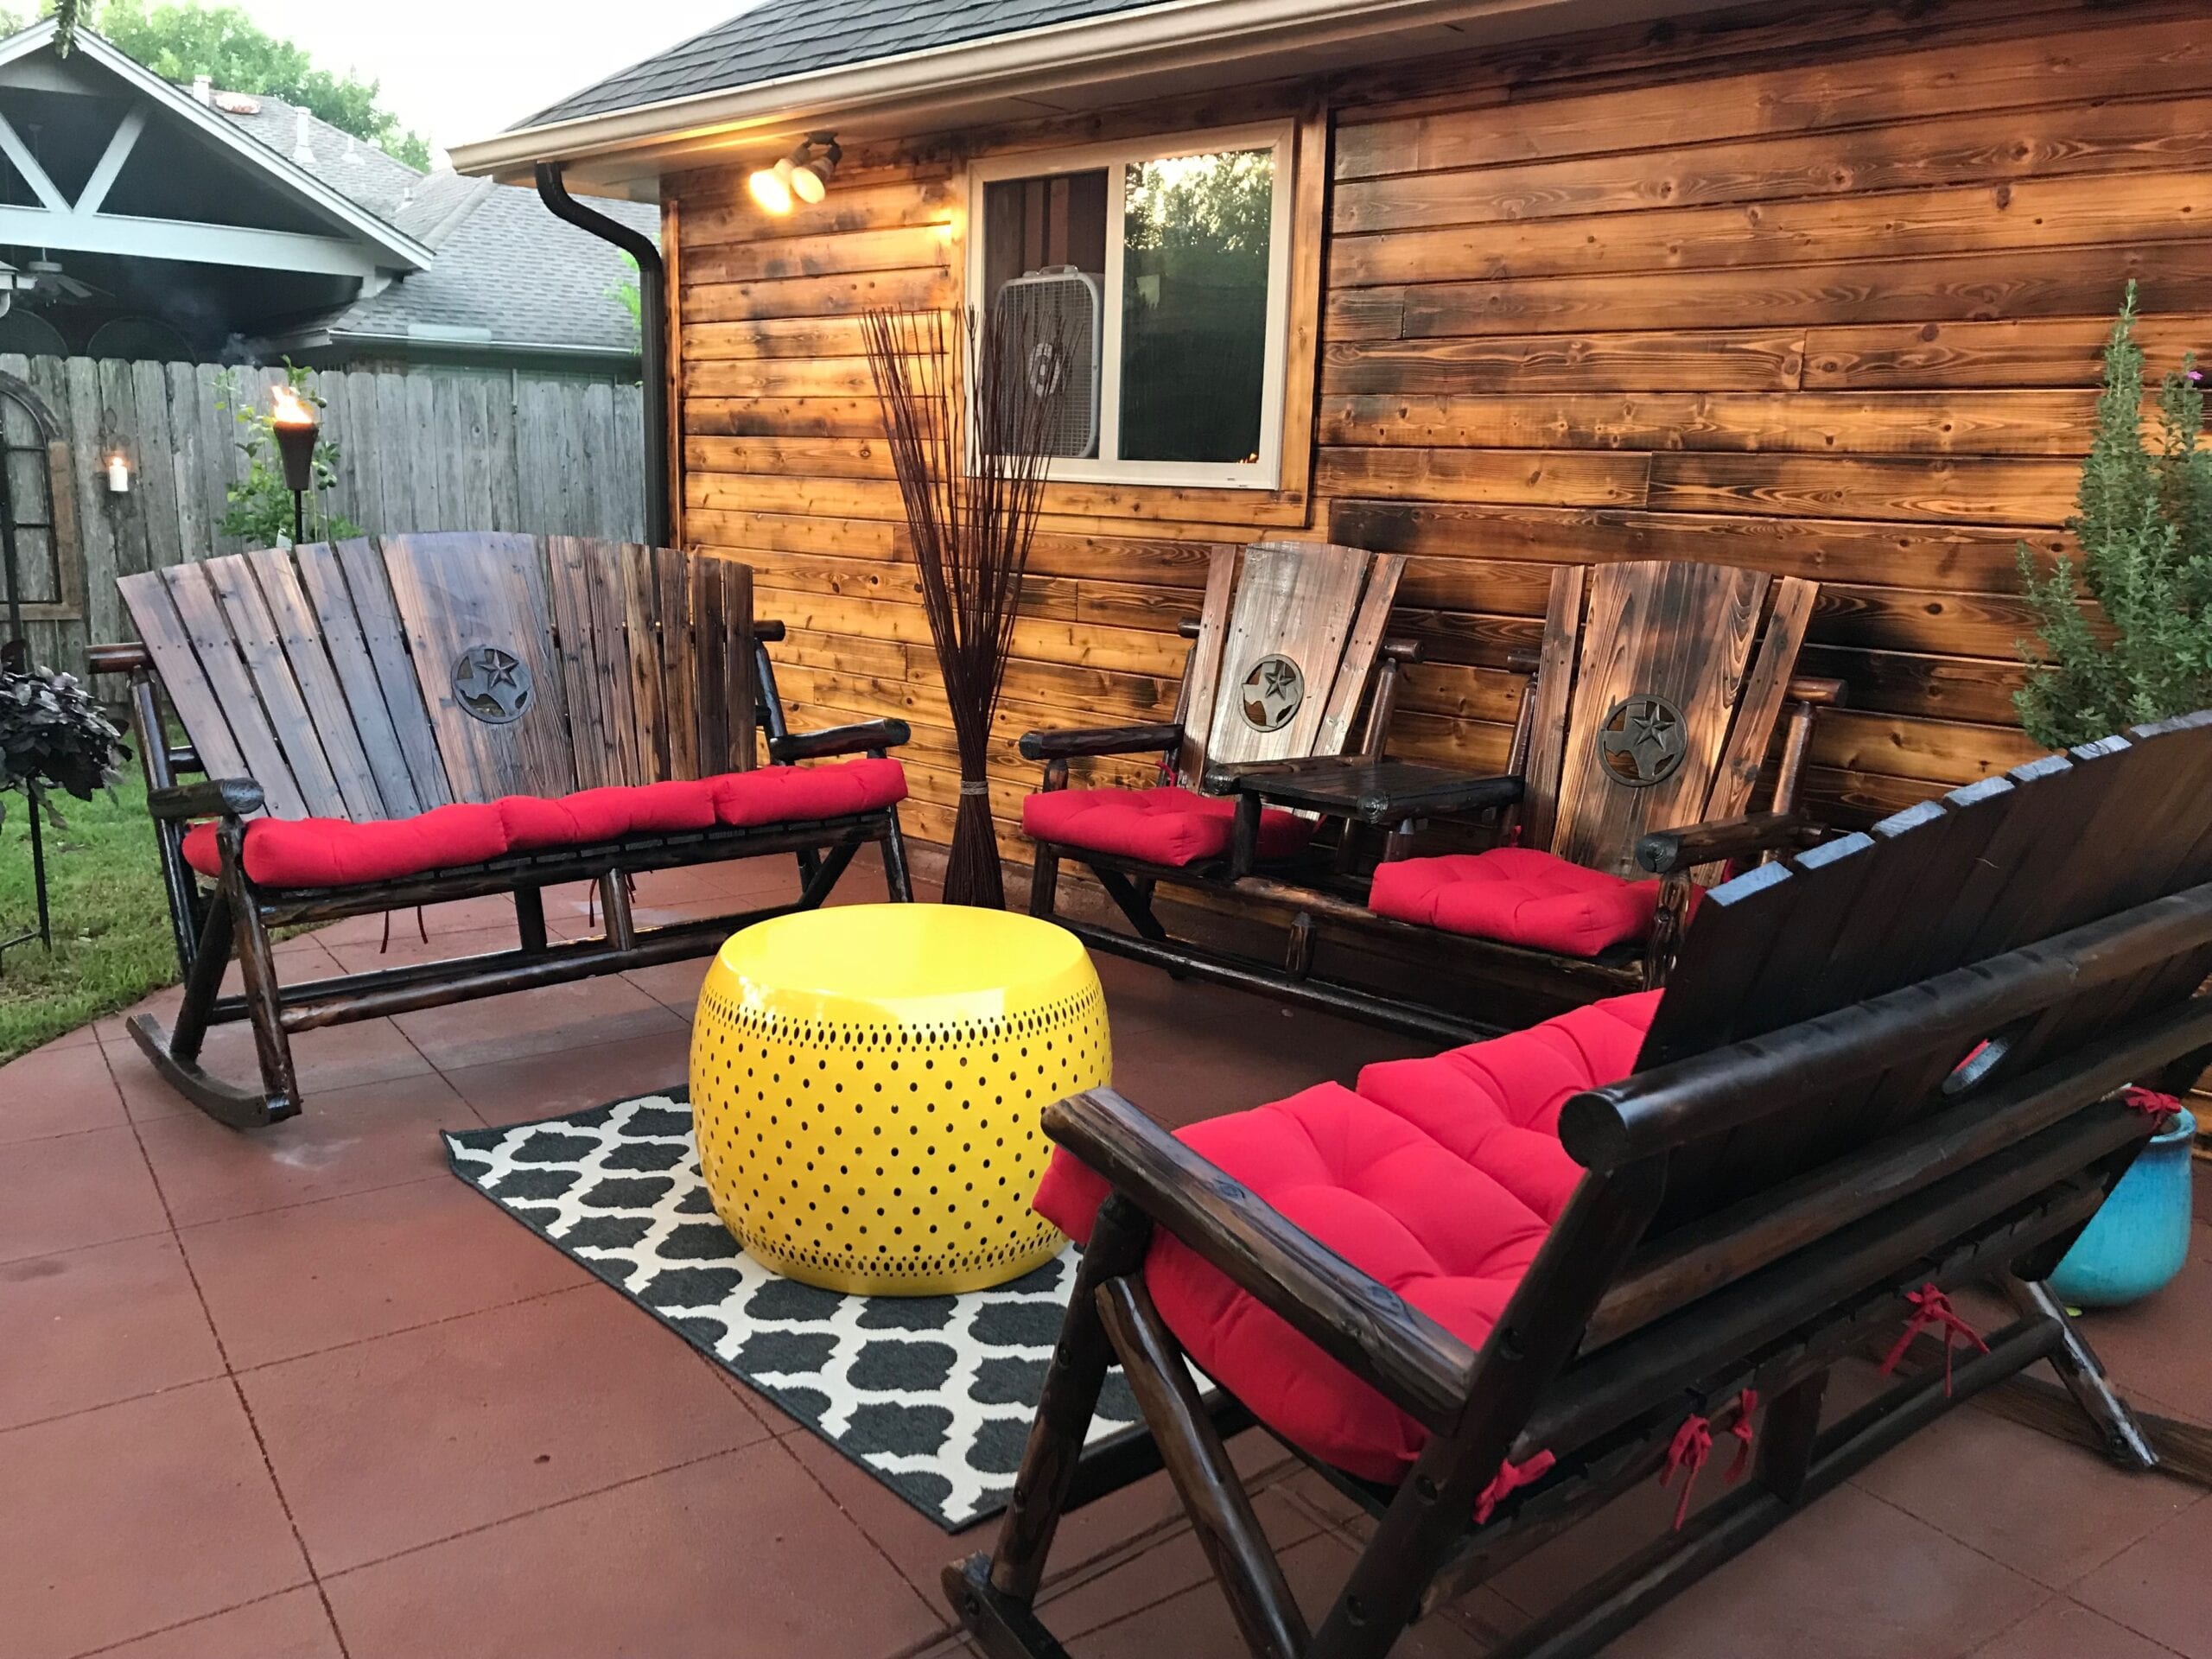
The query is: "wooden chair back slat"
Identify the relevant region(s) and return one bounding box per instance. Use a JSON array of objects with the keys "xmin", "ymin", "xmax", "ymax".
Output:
[
  {"xmin": 1516, "ymin": 565, "xmax": 1587, "ymax": 854},
  {"xmin": 1171, "ymin": 547, "xmax": 1239, "ymax": 785},
  {"xmin": 148, "ymin": 563, "xmax": 314, "ymax": 819},
  {"xmin": 319, "ymin": 538, "xmax": 454, "ymax": 811},
  {"xmin": 117, "ymin": 566, "xmax": 252, "ymax": 792},
  {"xmin": 657, "ymin": 545, "xmax": 700, "ymax": 781},
  {"xmin": 621, "ymin": 545, "xmax": 670, "ymax": 783},
  {"xmin": 545, "ymin": 536, "xmax": 611, "ymax": 790},
  {"xmin": 1706, "ymin": 576, "xmax": 1818, "ymax": 825},
  {"xmin": 381, "ymin": 531, "xmax": 577, "ymax": 803},
  {"xmin": 1314, "ymin": 552, "xmax": 1408, "ymax": 757},
  {"xmin": 267, "ymin": 544, "xmax": 423, "ymax": 820},
  {"xmin": 1548, "ymin": 562, "xmax": 1771, "ymax": 878}
]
